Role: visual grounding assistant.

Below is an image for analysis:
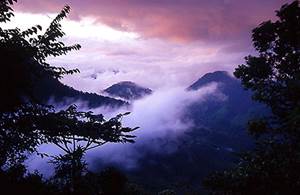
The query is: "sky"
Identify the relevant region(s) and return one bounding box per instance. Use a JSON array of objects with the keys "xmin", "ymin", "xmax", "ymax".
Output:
[{"xmin": 10, "ymin": 0, "xmax": 292, "ymax": 92}]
